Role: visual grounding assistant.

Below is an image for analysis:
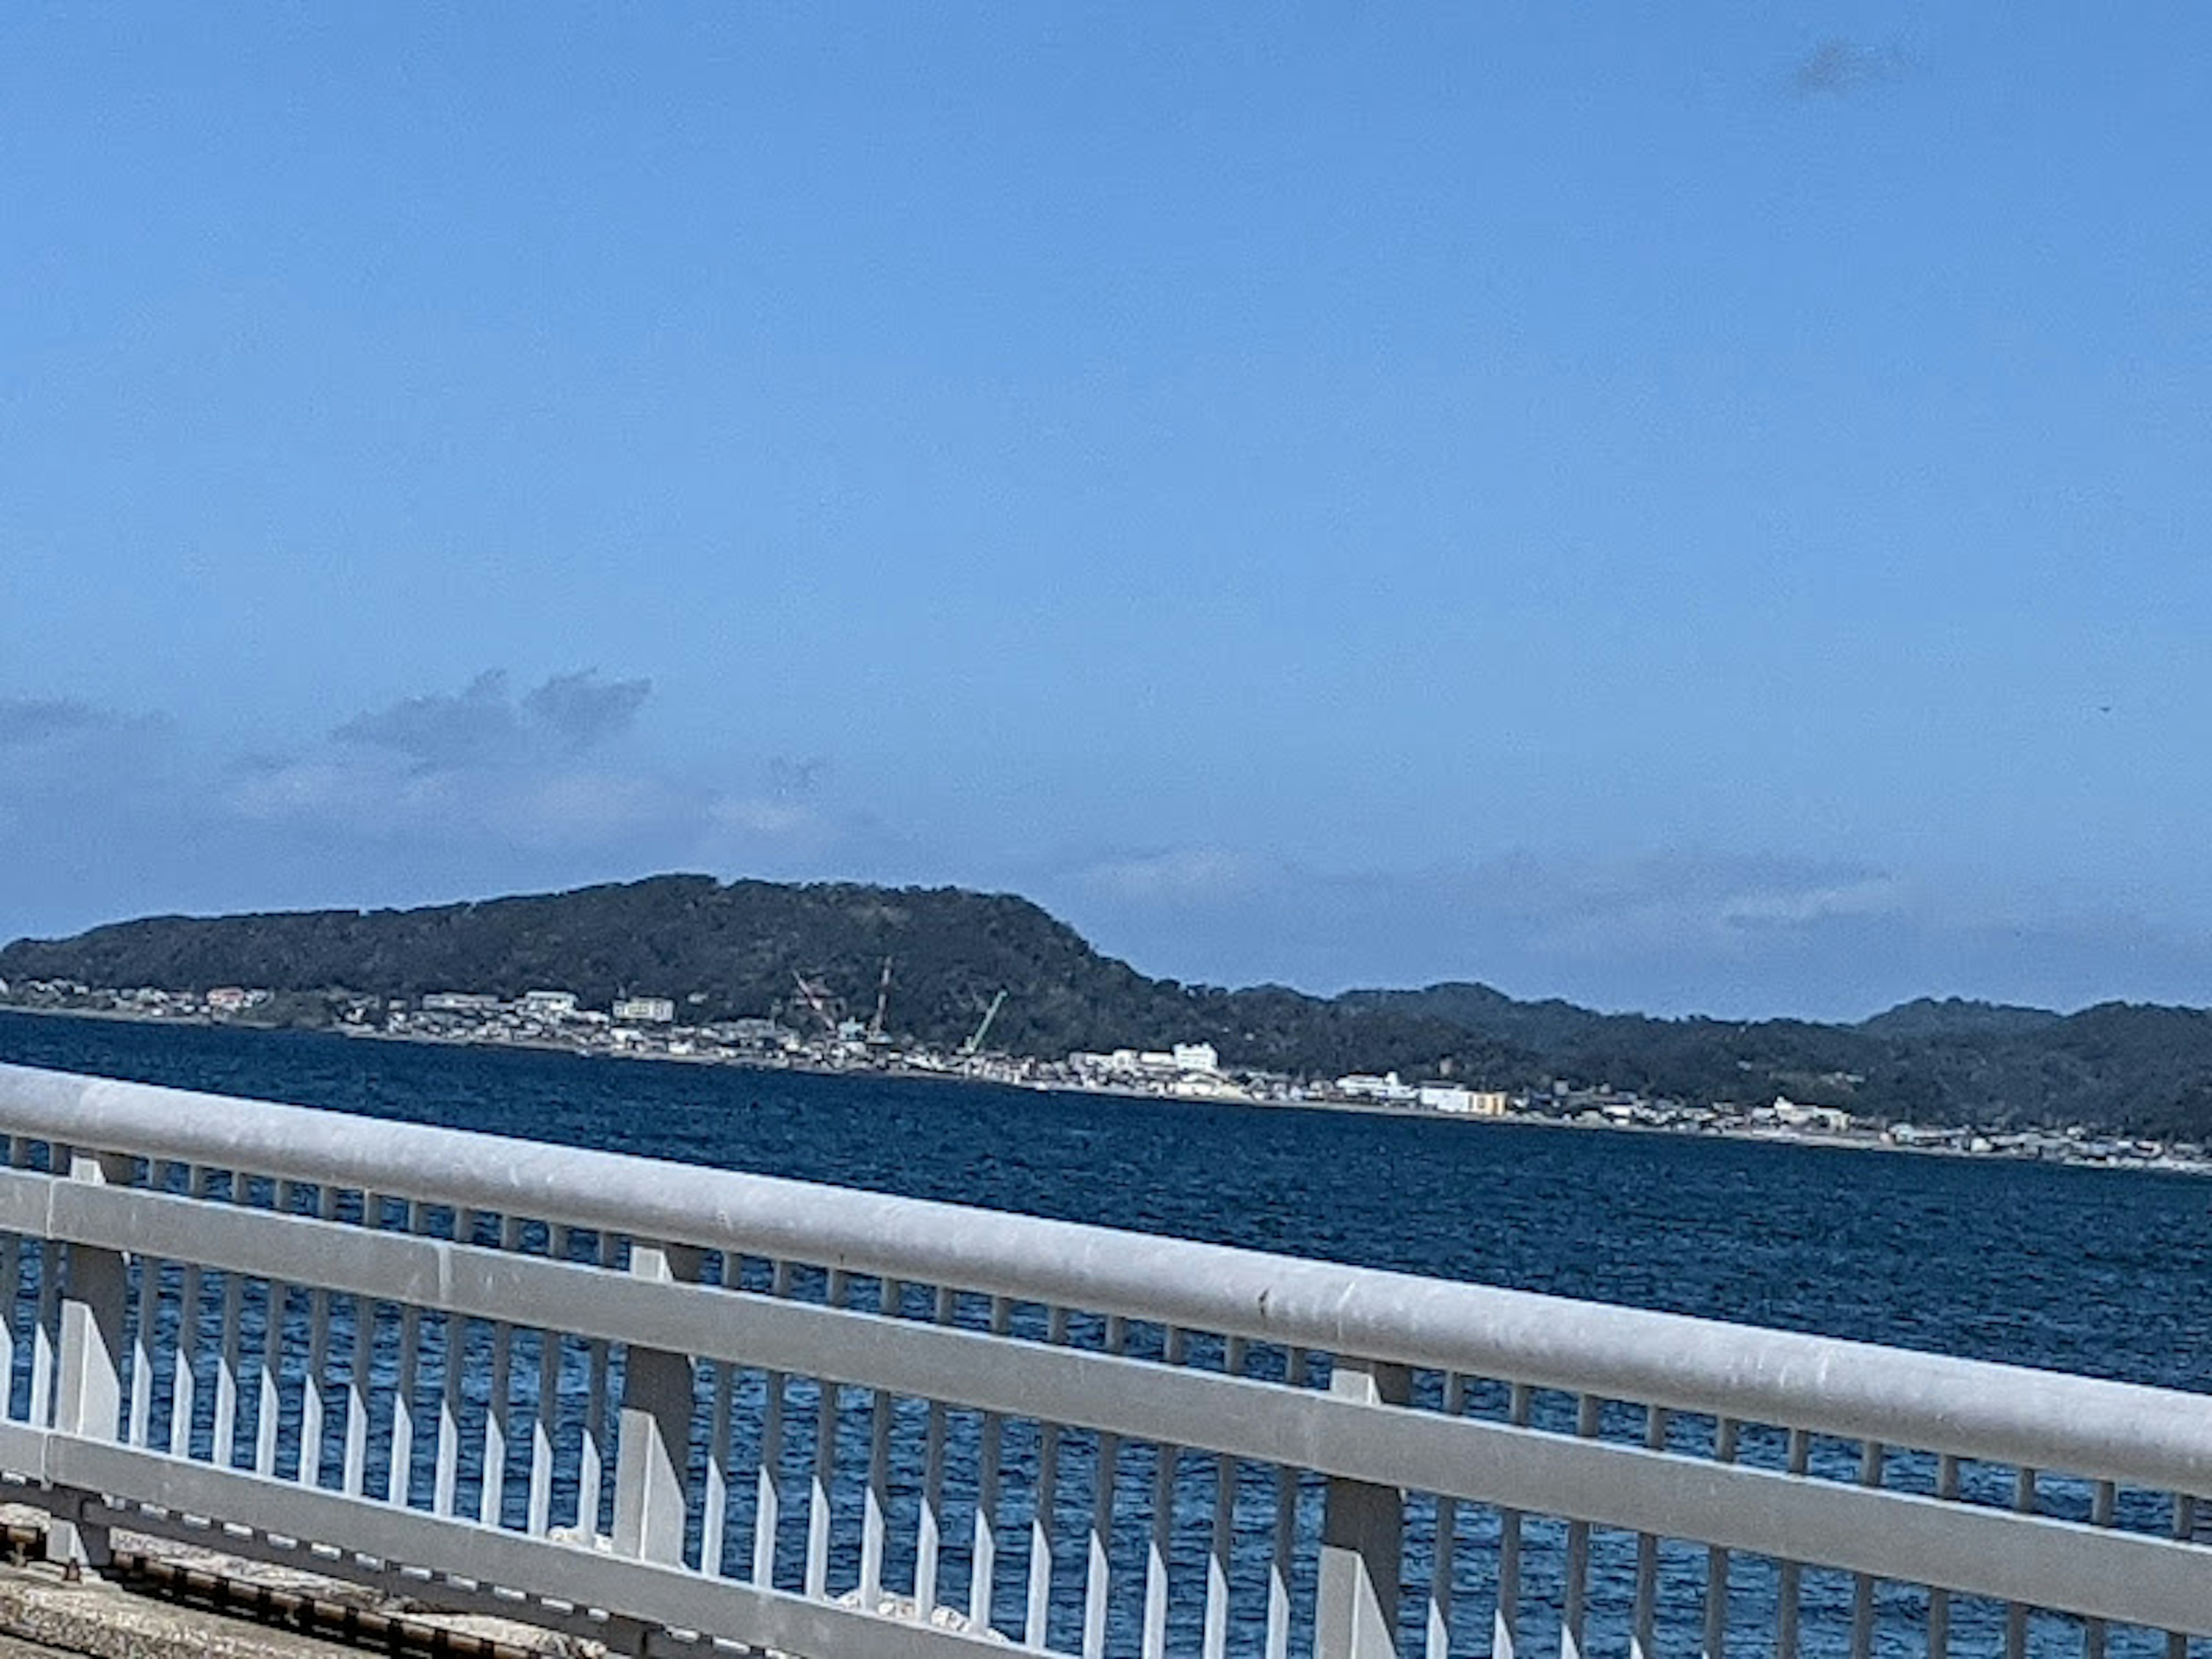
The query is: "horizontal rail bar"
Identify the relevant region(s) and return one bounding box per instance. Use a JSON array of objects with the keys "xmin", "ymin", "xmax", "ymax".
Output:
[
  {"xmin": 6, "ymin": 1062, "xmax": 2212, "ymax": 1500},
  {"xmin": 6, "ymin": 1169, "xmax": 2212, "ymax": 1630}
]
